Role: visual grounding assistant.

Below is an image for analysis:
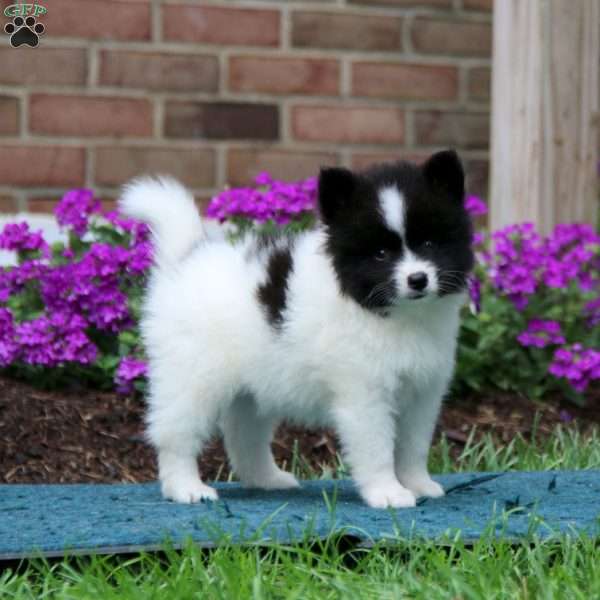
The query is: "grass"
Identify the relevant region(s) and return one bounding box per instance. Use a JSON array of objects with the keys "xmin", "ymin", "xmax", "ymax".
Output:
[{"xmin": 3, "ymin": 425, "xmax": 600, "ymax": 600}]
